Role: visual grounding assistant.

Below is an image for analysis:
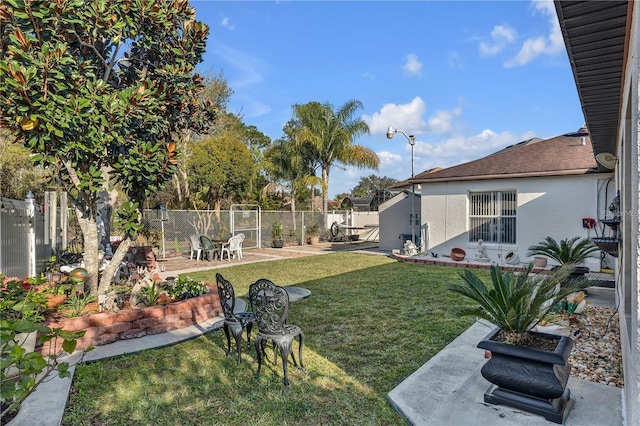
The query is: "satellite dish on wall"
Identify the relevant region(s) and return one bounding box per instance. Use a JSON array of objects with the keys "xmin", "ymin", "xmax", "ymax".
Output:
[{"xmin": 595, "ymin": 153, "xmax": 618, "ymax": 170}]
